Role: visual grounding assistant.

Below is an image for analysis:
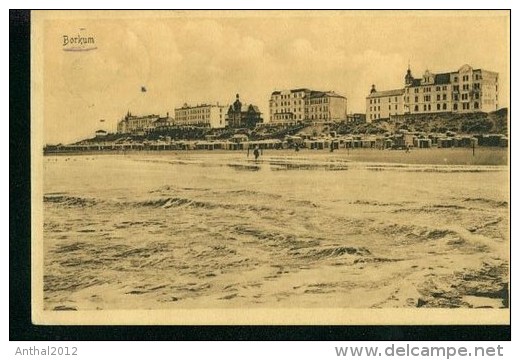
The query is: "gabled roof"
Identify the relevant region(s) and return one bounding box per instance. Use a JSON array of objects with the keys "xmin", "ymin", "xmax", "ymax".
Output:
[{"xmin": 228, "ymin": 103, "xmax": 261, "ymax": 114}]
